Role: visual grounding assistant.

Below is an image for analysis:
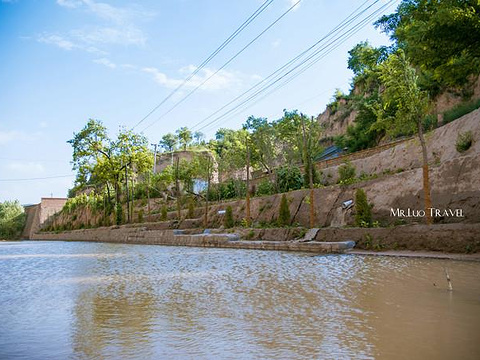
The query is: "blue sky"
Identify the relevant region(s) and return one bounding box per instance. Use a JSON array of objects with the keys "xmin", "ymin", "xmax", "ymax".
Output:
[{"xmin": 0, "ymin": 0, "xmax": 396, "ymax": 204}]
